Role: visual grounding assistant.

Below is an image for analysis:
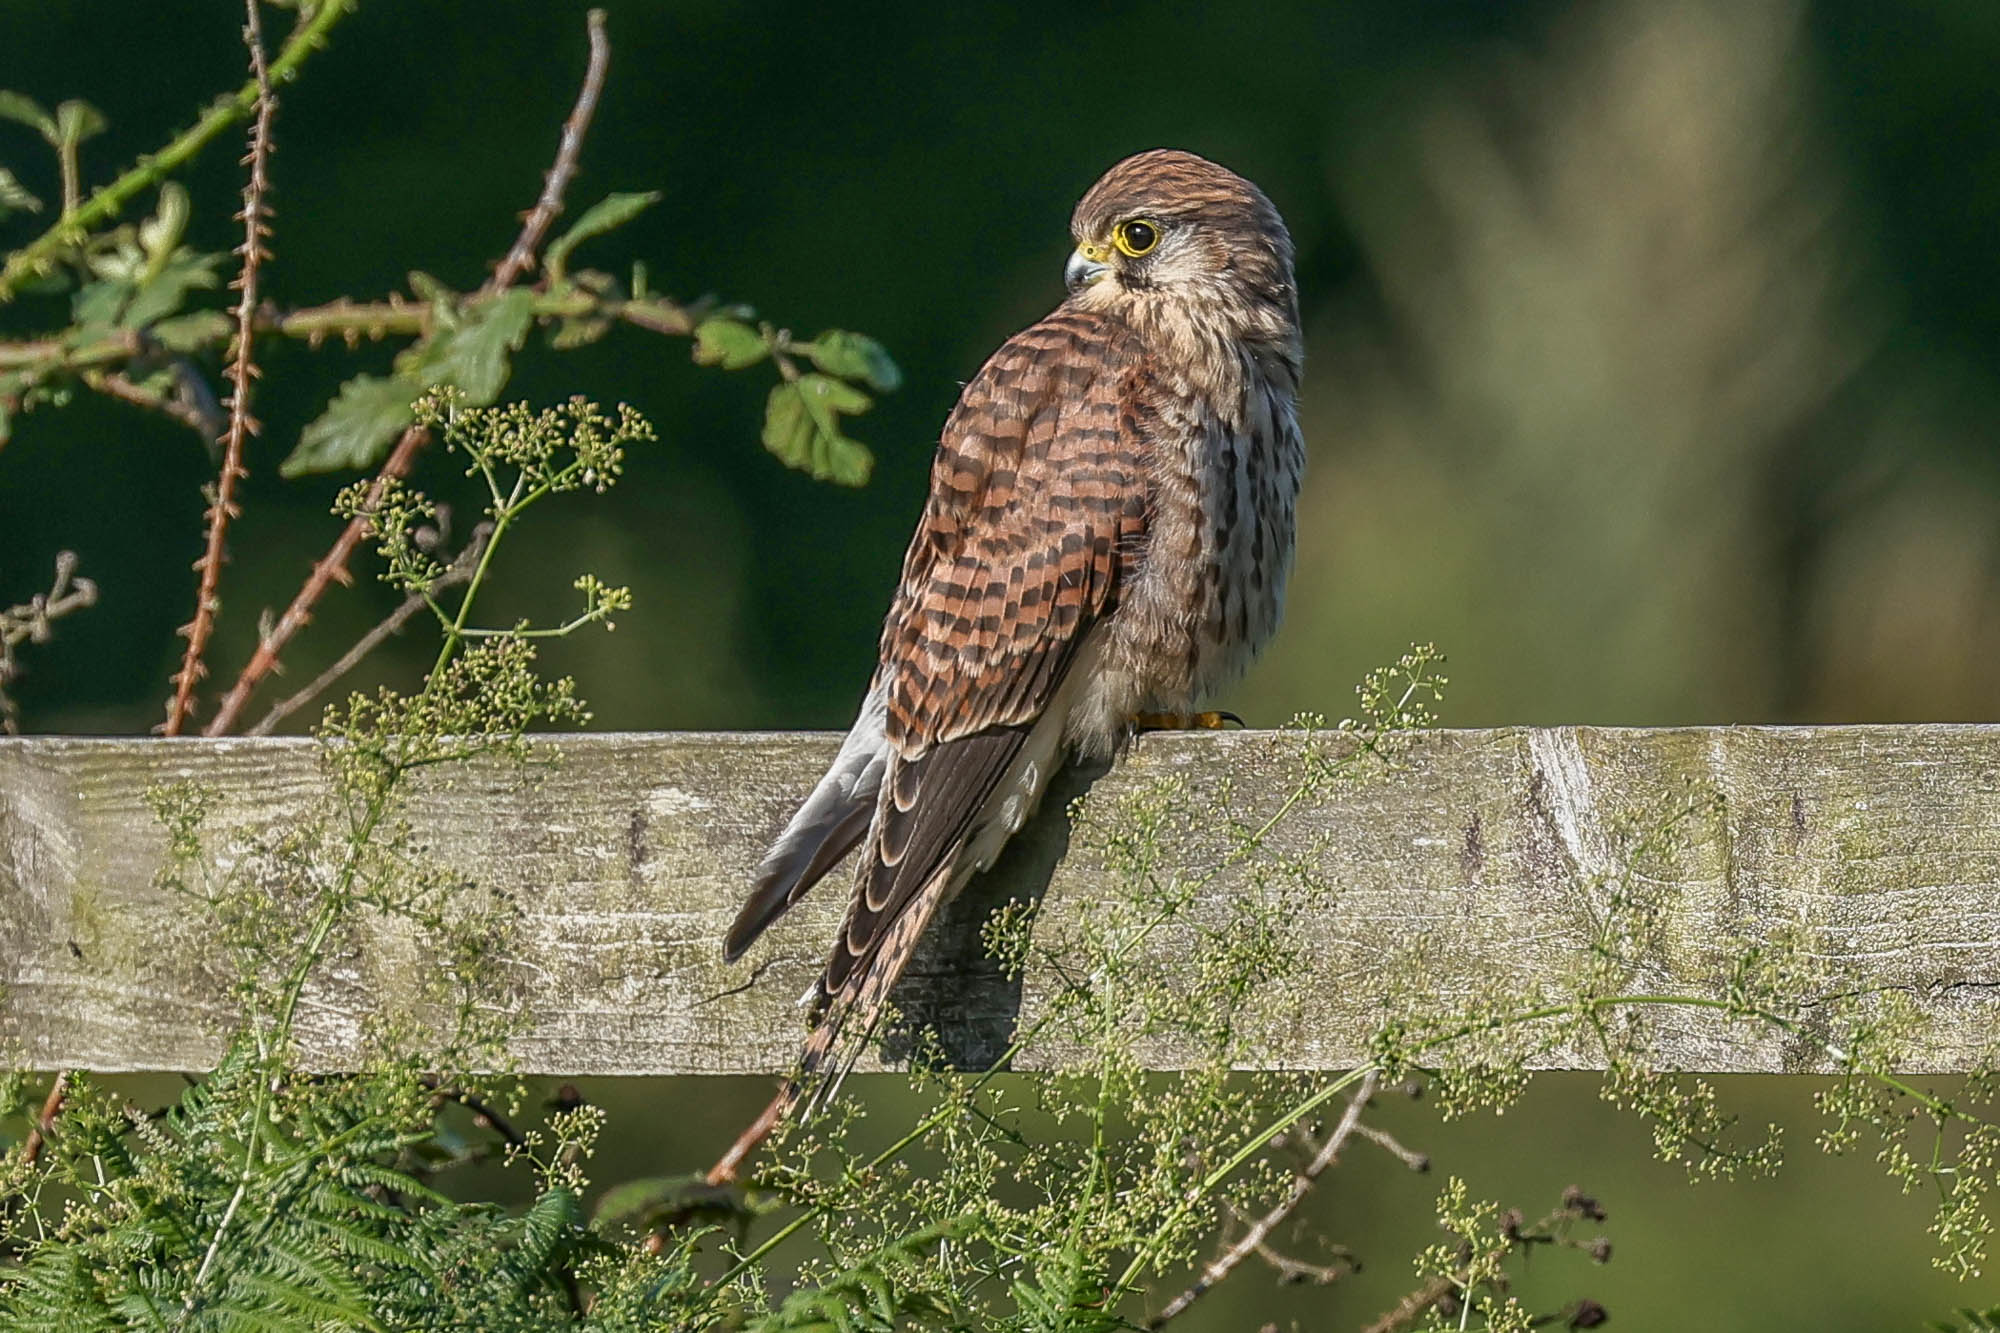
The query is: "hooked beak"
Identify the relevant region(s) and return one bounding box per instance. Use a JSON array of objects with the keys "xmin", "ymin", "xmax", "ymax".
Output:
[{"xmin": 1064, "ymin": 243, "xmax": 1110, "ymax": 293}]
